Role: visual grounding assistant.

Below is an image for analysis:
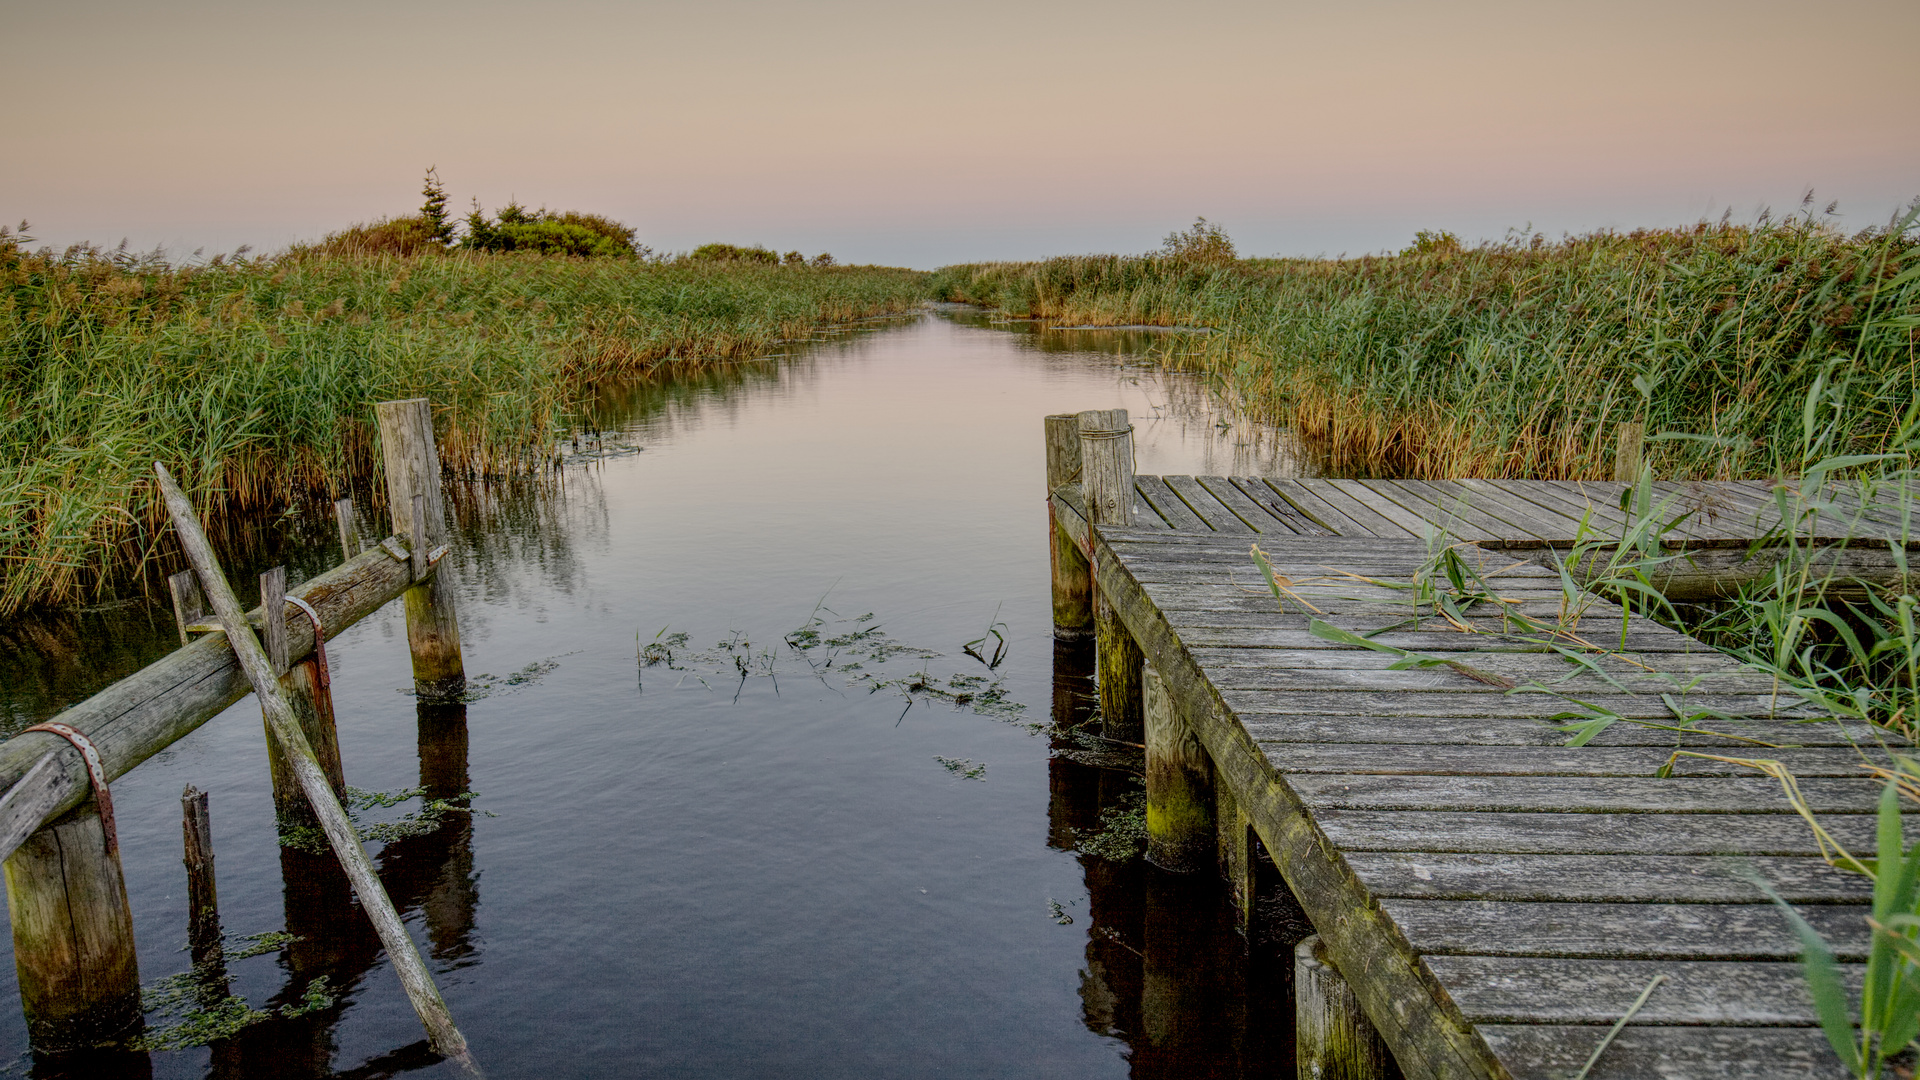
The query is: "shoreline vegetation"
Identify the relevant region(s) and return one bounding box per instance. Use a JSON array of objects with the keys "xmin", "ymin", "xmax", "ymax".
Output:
[
  {"xmin": 0, "ymin": 207, "xmax": 930, "ymax": 616},
  {"xmin": 933, "ymin": 207, "xmax": 1919, "ymax": 481}
]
